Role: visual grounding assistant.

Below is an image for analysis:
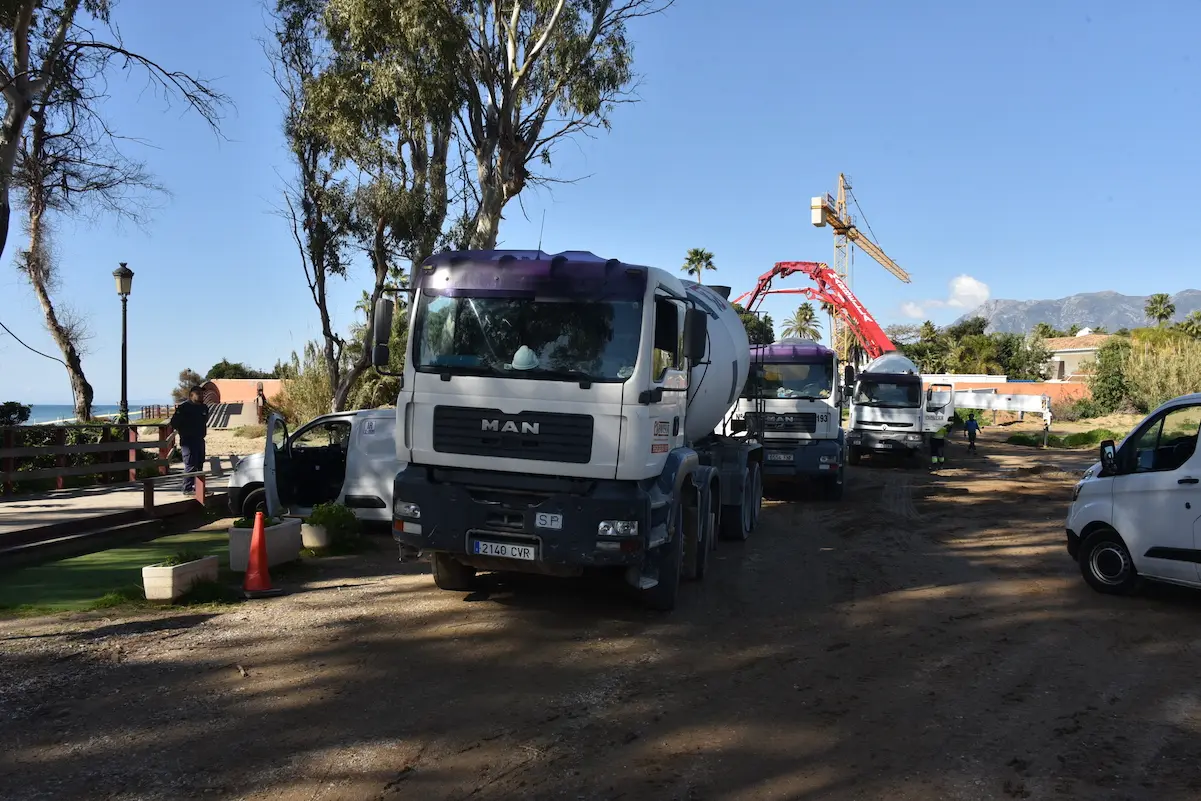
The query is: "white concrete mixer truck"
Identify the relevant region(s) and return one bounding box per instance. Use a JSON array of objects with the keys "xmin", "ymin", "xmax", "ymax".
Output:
[
  {"xmin": 845, "ymin": 351, "xmax": 956, "ymax": 464},
  {"xmin": 367, "ymin": 250, "xmax": 764, "ymax": 610}
]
